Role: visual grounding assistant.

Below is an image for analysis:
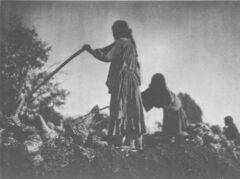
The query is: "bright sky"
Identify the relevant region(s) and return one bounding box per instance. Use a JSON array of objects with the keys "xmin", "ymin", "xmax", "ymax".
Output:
[{"xmin": 2, "ymin": 1, "xmax": 240, "ymax": 132}]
